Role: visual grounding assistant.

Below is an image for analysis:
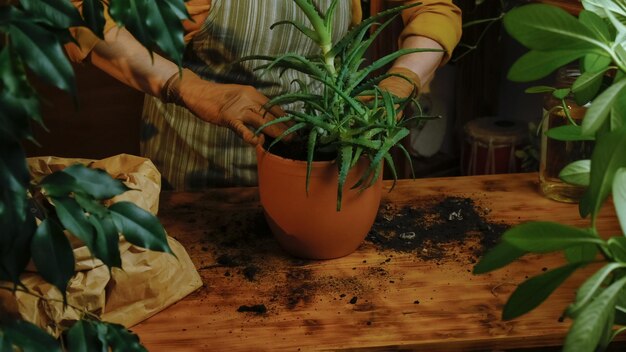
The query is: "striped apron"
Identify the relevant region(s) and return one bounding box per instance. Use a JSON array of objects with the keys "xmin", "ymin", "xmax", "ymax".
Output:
[{"xmin": 141, "ymin": 0, "xmax": 353, "ymax": 189}]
